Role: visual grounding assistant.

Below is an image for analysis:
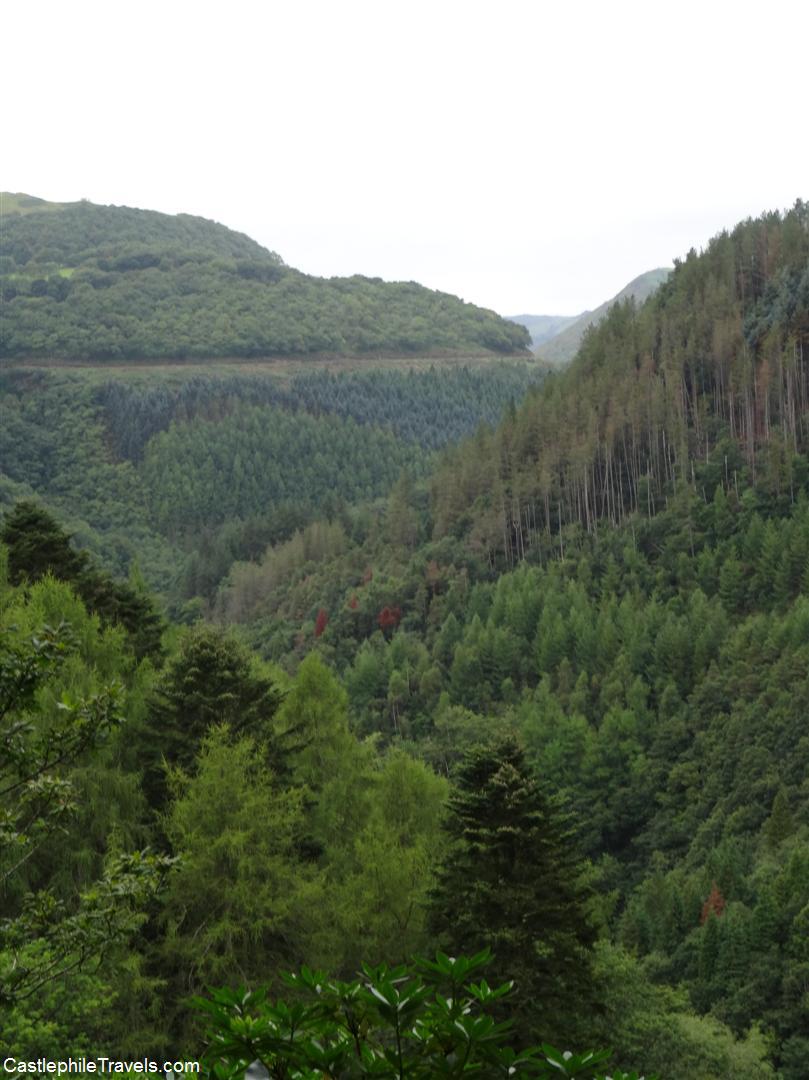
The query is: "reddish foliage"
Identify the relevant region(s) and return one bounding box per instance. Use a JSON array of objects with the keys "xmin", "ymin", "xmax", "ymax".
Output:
[
  {"xmin": 348, "ymin": 595, "xmax": 359, "ymax": 610},
  {"xmin": 314, "ymin": 608, "xmax": 329, "ymax": 638},
  {"xmin": 362, "ymin": 567, "xmax": 374, "ymax": 584},
  {"xmin": 700, "ymin": 882, "xmax": 726, "ymax": 924},
  {"xmin": 377, "ymin": 606, "xmax": 401, "ymax": 631}
]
